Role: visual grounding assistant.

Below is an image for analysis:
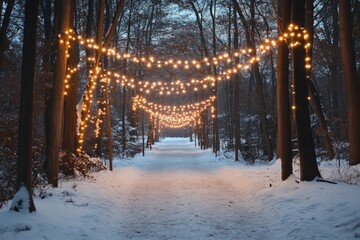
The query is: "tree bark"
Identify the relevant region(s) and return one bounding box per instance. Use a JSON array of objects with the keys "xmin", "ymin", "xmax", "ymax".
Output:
[
  {"xmin": 78, "ymin": 0, "xmax": 126, "ymax": 149},
  {"xmin": 0, "ymin": 0, "xmax": 15, "ymax": 71},
  {"xmin": 305, "ymin": 0, "xmax": 334, "ymax": 160},
  {"xmin": 94, "ymin": 0, "xmax": 105, "ymax": 157},
  {"xmin": 291, "ymin": 0, "xmax": 321, "ymax": 180},
  {"xmin": 210, "ymin": 0, "xmax": 220, "ymax": 156},
  {"xmin": 142, "ymin": 110, "xmax": 145, "ymax": 156},
  {"xmin": 277, "ymin": 0, "xmax": 292, "ymax": 180},
  {"xmin": 188, "ymin": 1, "xmax": 209, "ymax": 57},
  {"xmin": 11, "ymin": 0, "xmax": 39, "ymax": 213},
  {"xmin": 330, "ymin": 0, "xmax": 339, "ymax": 126},
  {"xmin": 62, "ymin": 0, "xmax": 79, "ymax": 176},
  {"xmin": 233, "ymin": 5, "xmax": 240, "ymax": 161},
  {"xmin": 45, "ymin": 0, "xmax": 71, "ymax": 187},
  {"xmin": 339, "ymin": 0, "xmax": 360, "ymax": 165},
  {"xmin": 122, "ymin": 86, "xmax": 127, "ymax": 152},
  {"xmin": 106, "ymin": 93, "xmax": 113, "ymax": 171}
]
